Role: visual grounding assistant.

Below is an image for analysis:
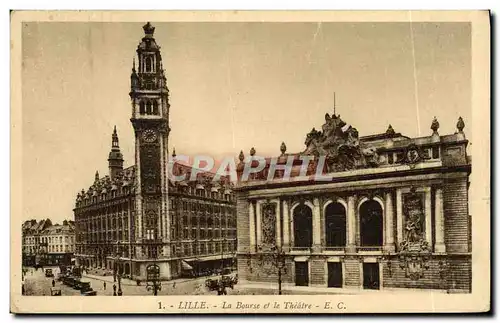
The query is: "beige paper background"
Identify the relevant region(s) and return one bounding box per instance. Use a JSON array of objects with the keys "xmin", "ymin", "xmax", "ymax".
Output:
[{"xmin": 10, "ymin": 10, "xmax": 490, "ymax": 313}]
